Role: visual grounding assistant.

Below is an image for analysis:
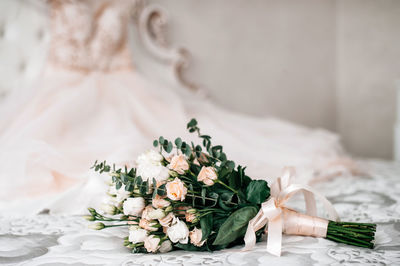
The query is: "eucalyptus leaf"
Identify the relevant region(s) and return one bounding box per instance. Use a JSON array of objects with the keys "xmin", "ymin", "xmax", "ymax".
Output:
[
  {"xmin": 175, "ymin": 137, "xmax": 182, "ymax": 148},
  {"xmin": 187, "ymin": 118, "xmax": 197, "ymax": 128},
  {"xmin": 166, "ymin": 141, "xmax": 173, "ymax": 153},
  {"xmin": 212, "ymin": 206, "xmax": 258, "ymax": 246},
  {"xmin": 153, "ymin": 140, "xmax": 158, "ymax": 147},
  {"xmin": 115, "ymin": 181, "xmax": 122, "ymax": 190}
]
